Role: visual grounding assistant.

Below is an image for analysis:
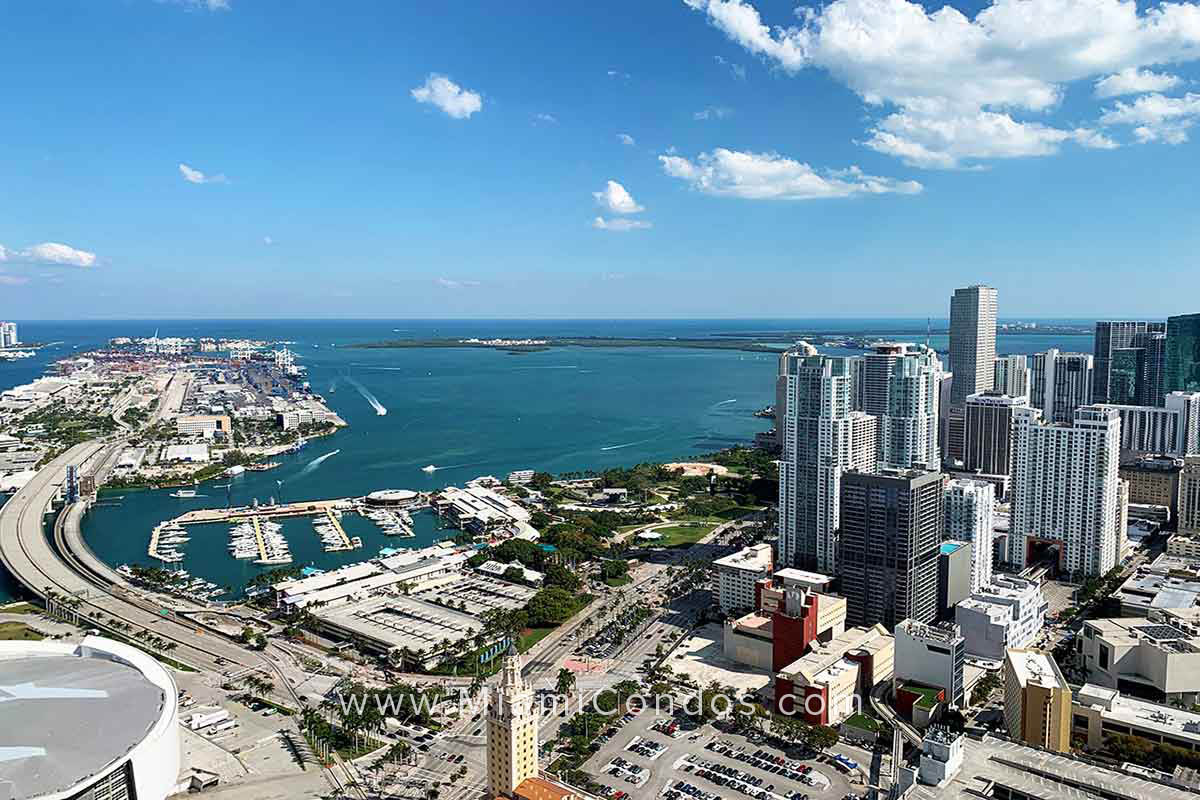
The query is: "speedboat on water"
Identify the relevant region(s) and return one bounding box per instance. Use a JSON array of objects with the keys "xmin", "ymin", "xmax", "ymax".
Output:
[{"xmin": 421, "ymin": 464, "xmax": 437, "ymax": 473}]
